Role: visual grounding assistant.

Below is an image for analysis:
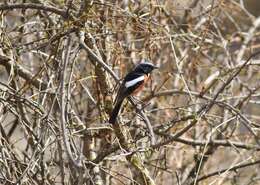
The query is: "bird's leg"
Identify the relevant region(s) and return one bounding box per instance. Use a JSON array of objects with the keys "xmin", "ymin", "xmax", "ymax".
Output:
[
  {"xmin": 129, "ymin": 96, "xmax": 151, "ymax": 110},
  {"xmin": 135, "ymin": 102, "xmax": 151, "ymax": 121},
  {"xmin": 129, "ymin": 96, "xmax": 144, "ymax": 104}
]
